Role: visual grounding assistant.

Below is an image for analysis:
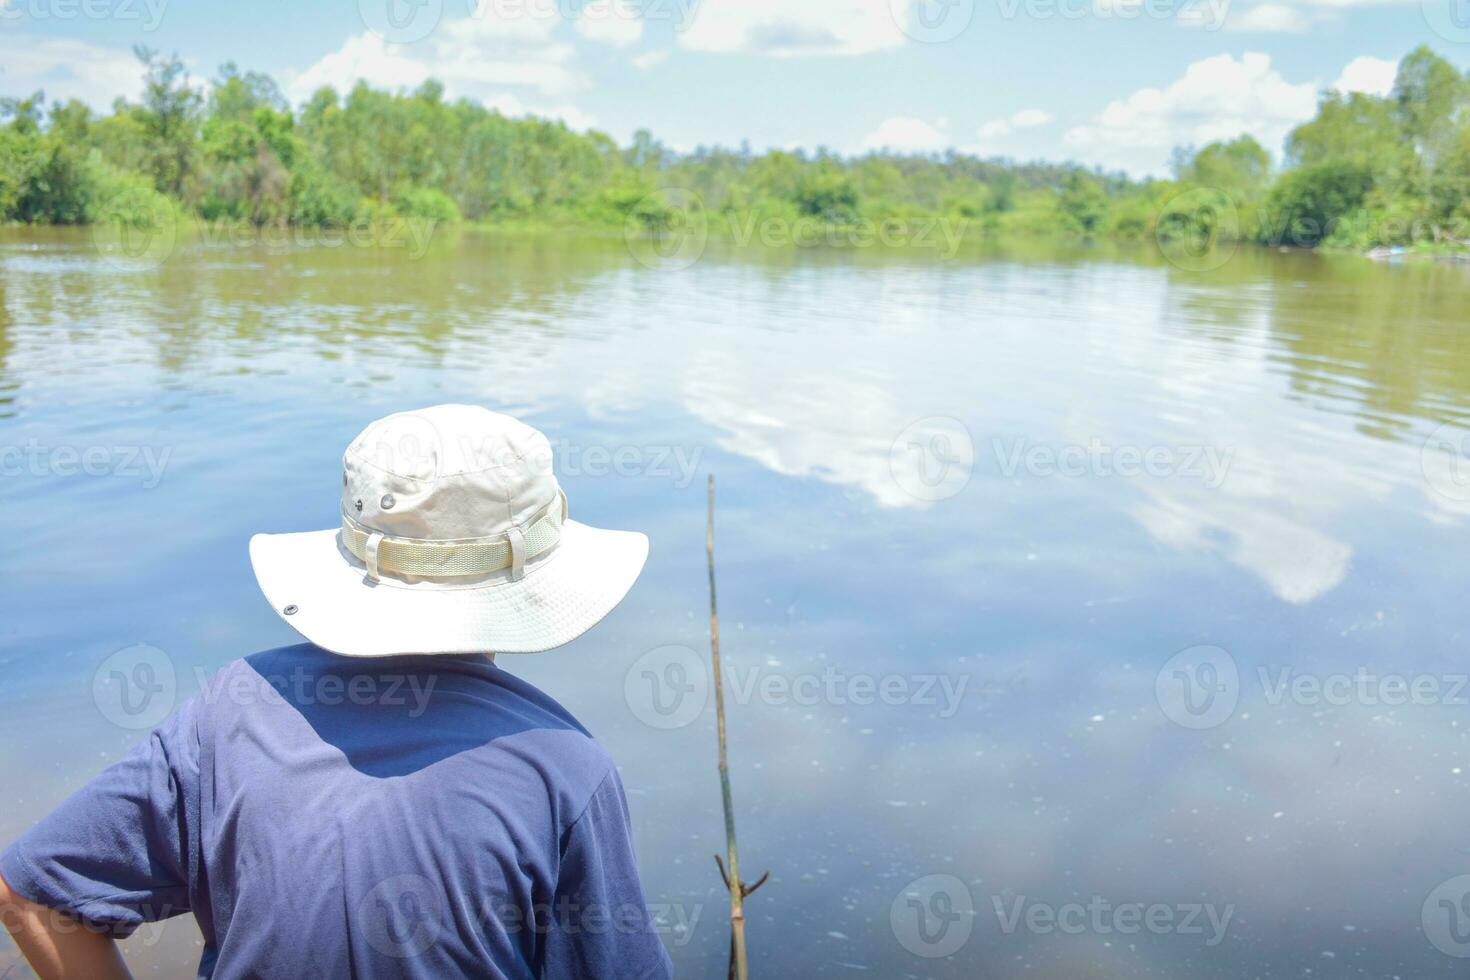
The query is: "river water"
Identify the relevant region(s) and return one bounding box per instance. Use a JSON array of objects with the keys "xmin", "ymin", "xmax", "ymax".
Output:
[{"xmin": 1, "ymin": 227, "xmax": 1469, "ymax": 977}]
